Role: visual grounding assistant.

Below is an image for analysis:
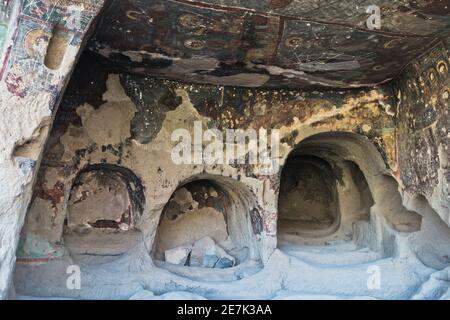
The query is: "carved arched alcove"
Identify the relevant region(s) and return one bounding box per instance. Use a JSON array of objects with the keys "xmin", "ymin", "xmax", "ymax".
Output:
[
  {"xmin": 152, "ymin": 174, "xmax": 262, "ymax": 276},
  {"xmin": 63, "ymin": 164, "xmax": 145, "ymax": 264}
]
